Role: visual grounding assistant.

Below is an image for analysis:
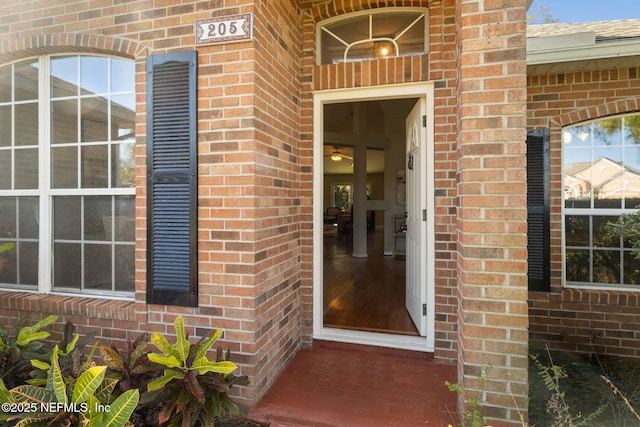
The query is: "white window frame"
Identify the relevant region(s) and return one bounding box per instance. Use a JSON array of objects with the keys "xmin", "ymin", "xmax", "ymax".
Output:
[
  {"xmin": 316, "ymin": 7, "xmax": 429, "ymax": 65},
  {"xmin": 562, "ymin": 113, "xmax": 640, "ymax": 291},
  {"xmin": 0, "ymin": 54, "xmax": 136, "ymax": 300}
]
